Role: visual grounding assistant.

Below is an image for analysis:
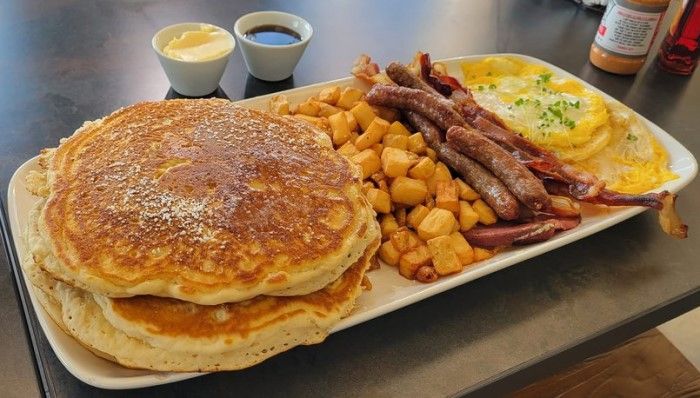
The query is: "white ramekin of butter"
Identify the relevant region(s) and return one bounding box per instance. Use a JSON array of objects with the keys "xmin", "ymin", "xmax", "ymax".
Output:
[
  {"xmin": 234, "ymin": 11, "xmax": 313, "ymax": 81},
  {"xmin": 152, "ymin": 22, "xmax": 235, "ymax": 96}
]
